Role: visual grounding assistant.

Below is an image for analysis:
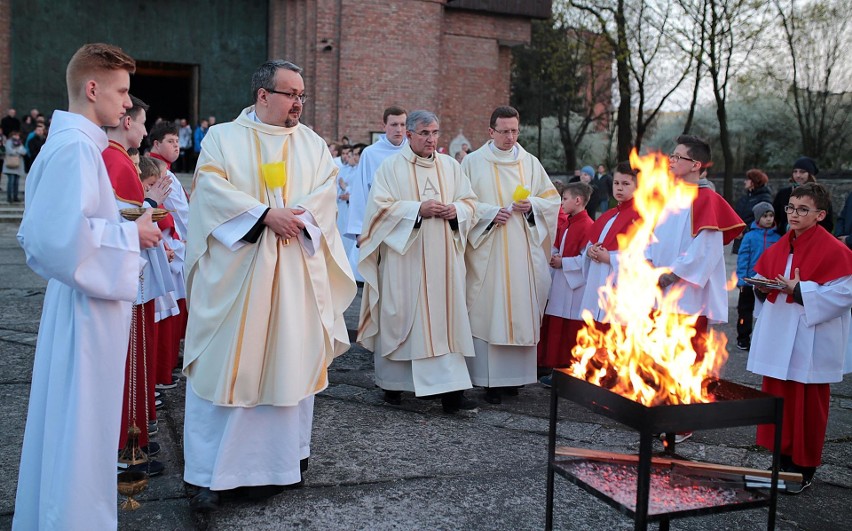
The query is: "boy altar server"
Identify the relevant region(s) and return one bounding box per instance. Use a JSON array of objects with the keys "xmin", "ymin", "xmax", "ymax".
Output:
[
  {"xmin": 748, "ymin": 183, "xmax": 852, "ymax": 494},
  {"xmin": 537, "ymin": 182, "xmax": 594, "ymax": 373},
  {"xmin": 14, "ymin": 43, "xmax": 161, "ymax": 530},
  {"xmin": 462, "ymin": 106, "xmax": 560, "ymax": 403}
]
